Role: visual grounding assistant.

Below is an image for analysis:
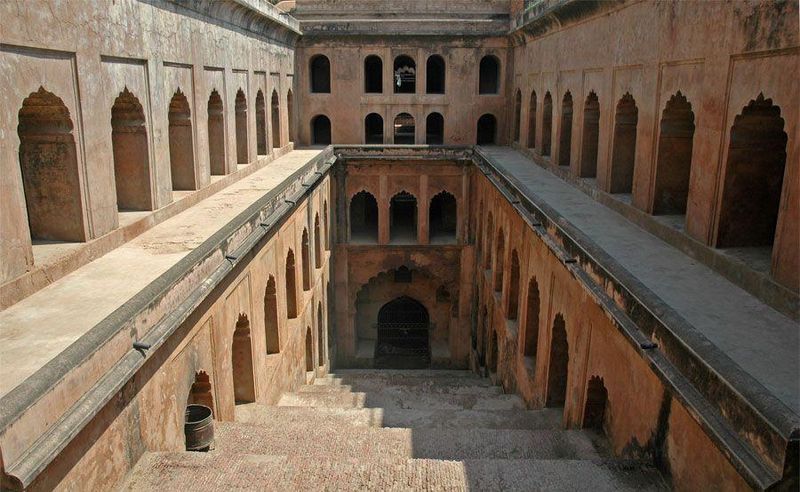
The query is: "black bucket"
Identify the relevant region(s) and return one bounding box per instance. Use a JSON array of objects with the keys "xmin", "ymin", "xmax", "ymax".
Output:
[{"xmin": 185, "ymin": 404, "xmax": 214, "ymax": 451}]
